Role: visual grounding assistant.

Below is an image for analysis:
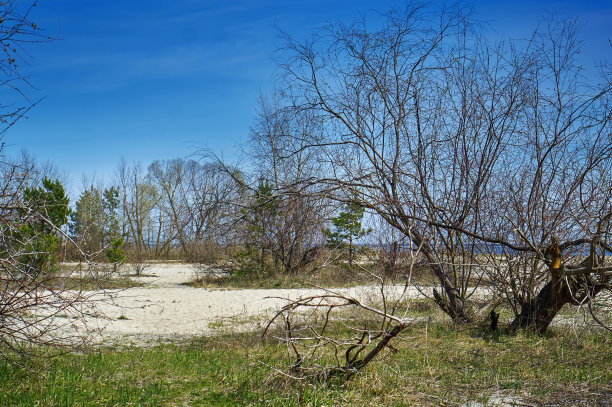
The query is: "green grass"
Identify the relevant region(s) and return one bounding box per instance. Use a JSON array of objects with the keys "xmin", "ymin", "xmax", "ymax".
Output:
[
  {"xmin": 185, "ymin": 272, "xmax": 371, "ymax": 290},
  {"xmin": 1, "ymin": 322, "xmax": 610, "ymax": 406},
  {"xmin": 185, "ymin": 273, "xmax": 316, "ymax": 289},
  {"xmin": 59, "ymin": 275, "xmax": 144, "ymax": 290},
  {"xmin": 52, "ymin": 263, "xmax": 145, "ymax": 290}
]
